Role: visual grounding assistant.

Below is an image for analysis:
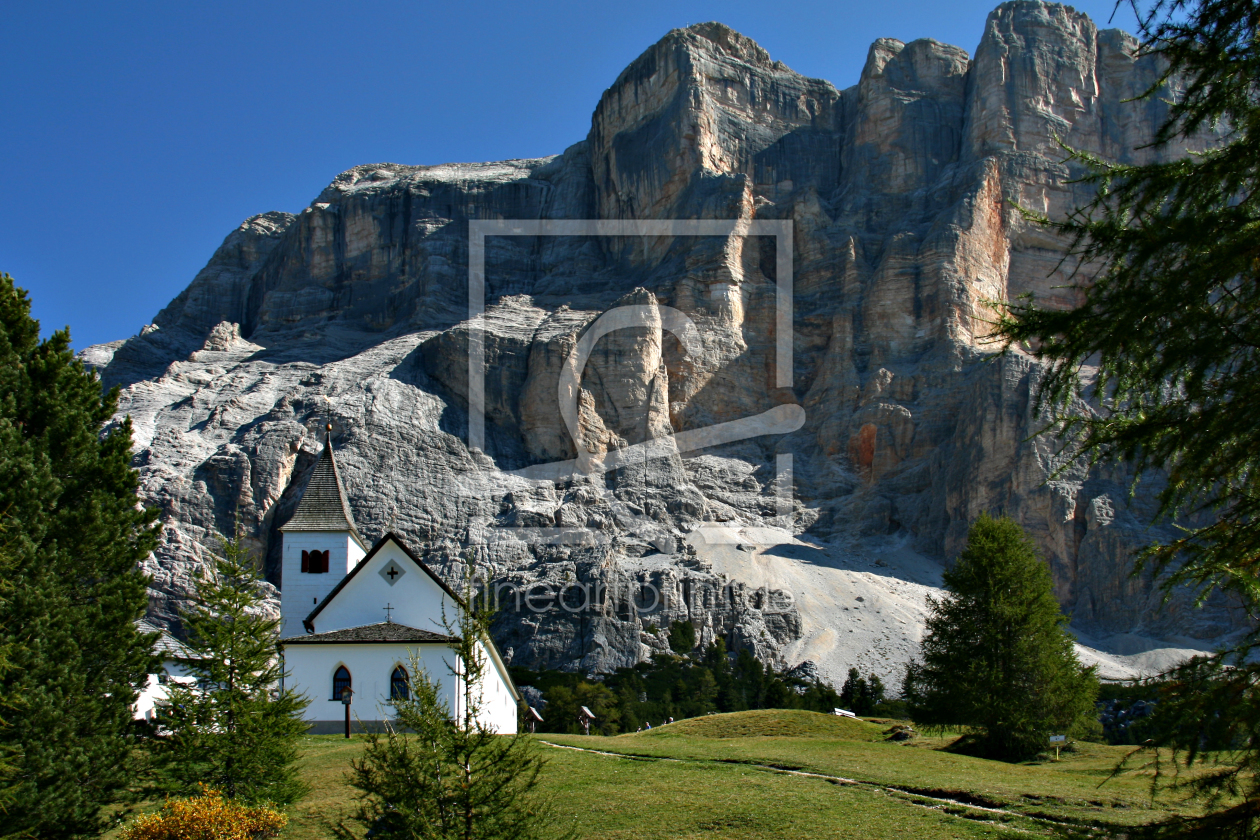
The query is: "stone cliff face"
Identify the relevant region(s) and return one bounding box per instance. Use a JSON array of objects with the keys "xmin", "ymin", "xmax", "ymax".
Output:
[{"xmin": 86, "ymin": 1, "xmax": 1241, "ymax": 681}]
